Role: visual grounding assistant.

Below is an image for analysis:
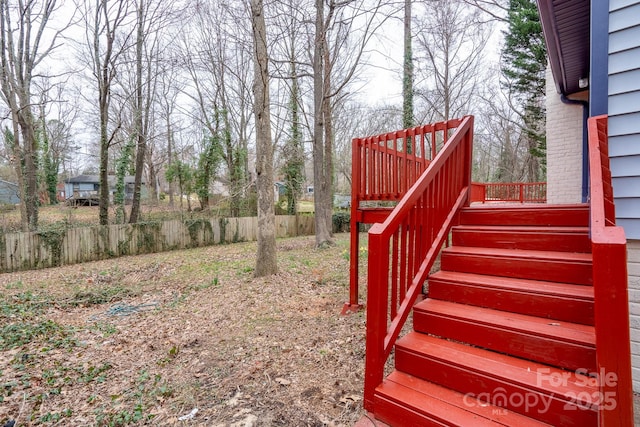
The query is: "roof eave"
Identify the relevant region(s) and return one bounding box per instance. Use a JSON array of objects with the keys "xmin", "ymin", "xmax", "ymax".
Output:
[{"xmin": 537, "ymin": 0, "xmax": 567, "ymax": 95}]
